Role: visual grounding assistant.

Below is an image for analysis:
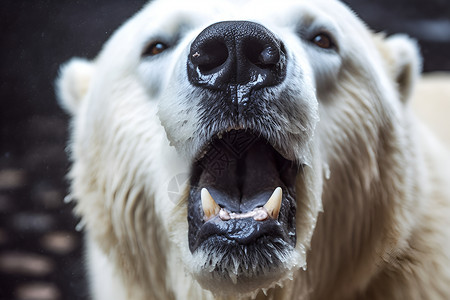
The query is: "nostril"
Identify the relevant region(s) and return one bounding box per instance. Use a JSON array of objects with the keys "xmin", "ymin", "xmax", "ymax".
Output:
[
  {"xmin": 258, "ymin": 45, "xmax": 280, "ymax": 66},
  {"xmin": 192, "ymin": 41, "xmax": 228, "ymax": 74},
  {"xmin": 243, "ymin": 40, "xmax": 280, "ymax": 69}
]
